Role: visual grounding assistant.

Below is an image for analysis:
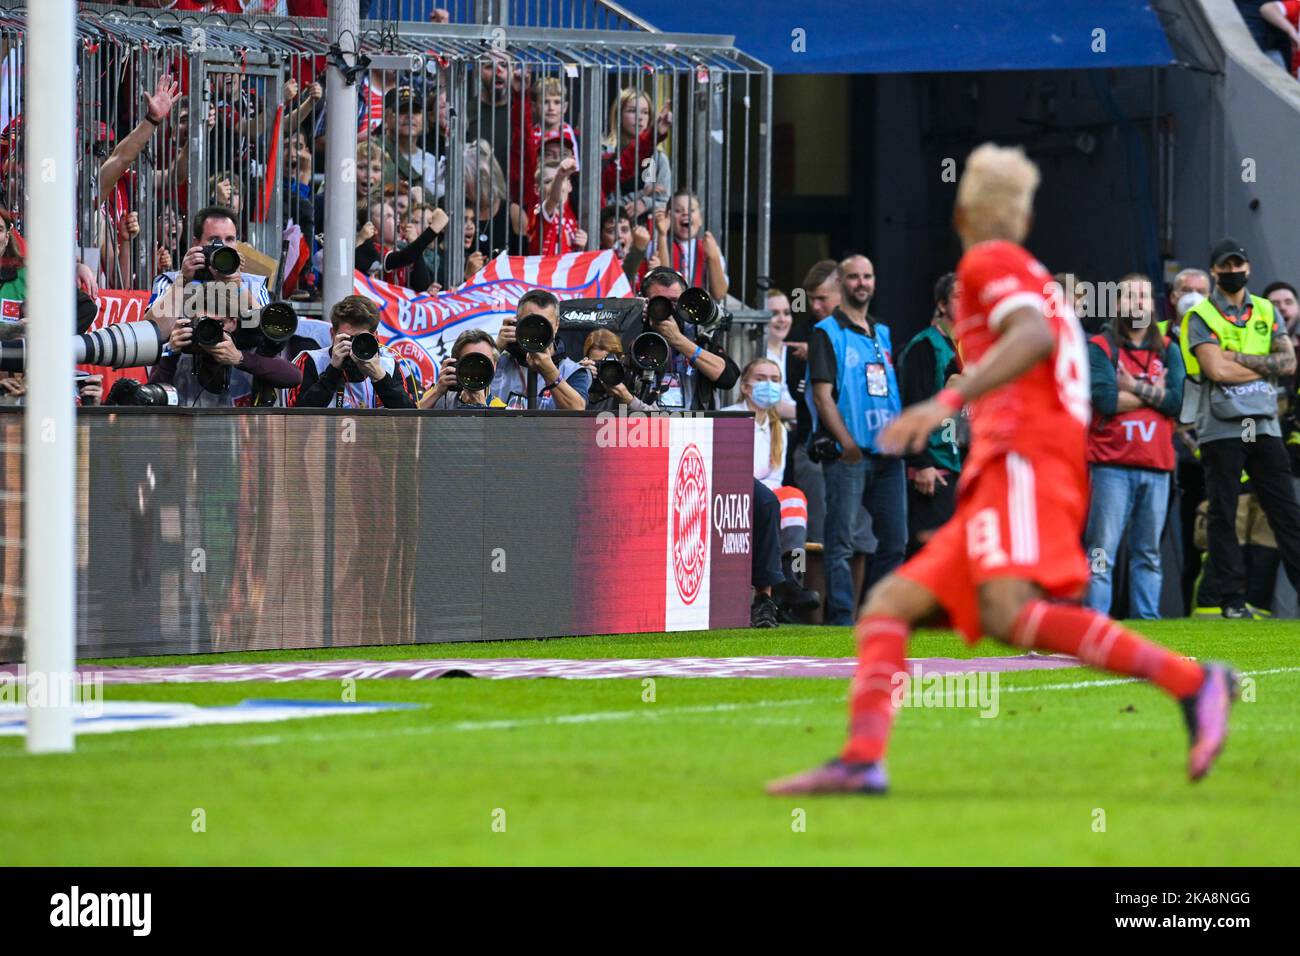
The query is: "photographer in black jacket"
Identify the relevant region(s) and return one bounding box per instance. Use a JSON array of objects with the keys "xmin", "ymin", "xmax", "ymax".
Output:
[
  {"xmin": 291, "ymin": 295, "xmax": 415, "ymax": 409},
  {"xmin": 639, "ymin": 267, "xmax": 740, "ymax": 409},
  {"xmin": 636, "ymin": 267, "xmax": 788, "ymax": 626}
]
